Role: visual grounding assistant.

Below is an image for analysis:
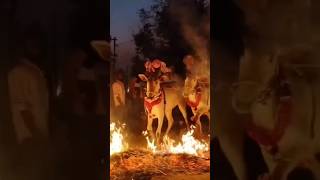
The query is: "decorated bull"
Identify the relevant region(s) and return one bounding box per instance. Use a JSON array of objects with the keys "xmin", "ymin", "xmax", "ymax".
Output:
[
  {"xmin": 220, "ymin": 0, "xmax": 320, "ymax": 178},
  {"xmin": 183, "ymin": 55, "xmax": 210, "ymax": 136},
  {"xmin": 139, "ymin": 59, "xmax": 189, "ymax": 145},
  {"xmin": 183, "ymin": 75, "xmax": 210, "ymax": 135},
  {"xmin": 232, "ymin": 48, "xmax": 320, "ymax": 180}
]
